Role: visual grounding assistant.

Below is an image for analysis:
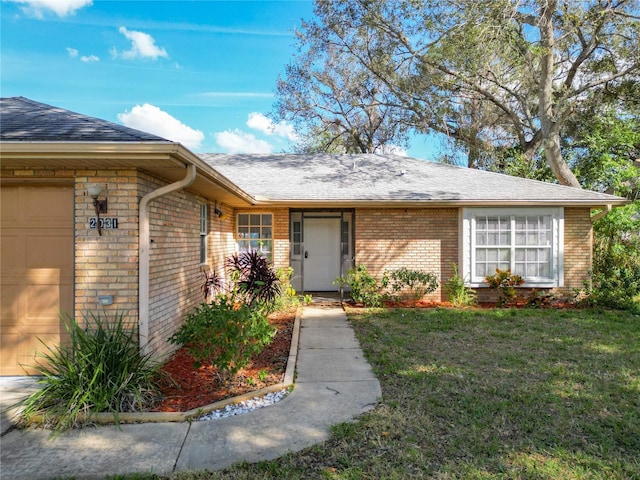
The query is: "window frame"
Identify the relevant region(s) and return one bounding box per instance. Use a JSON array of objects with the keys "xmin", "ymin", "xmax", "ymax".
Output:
[
  {"xmin": 199, "ymin": 203, "xmax": 208, "ymax": 265},
  {"xmin": 236, "ymin": 212, "xmax": 274, "ymax": 261},
  {"xmin": 461, "ymin": 207, "xmax": 564, "ymax": 288}
]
